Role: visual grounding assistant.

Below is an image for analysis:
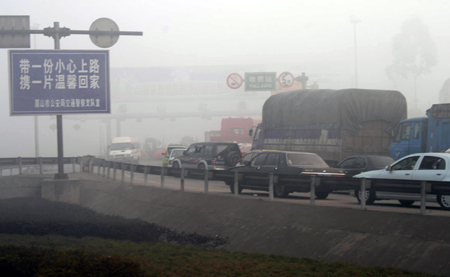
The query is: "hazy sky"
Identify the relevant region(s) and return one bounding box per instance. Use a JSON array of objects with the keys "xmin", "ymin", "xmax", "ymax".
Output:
[{"xmin": 1, "ymin": 0, "xmax": 450, "ymax": 157}]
